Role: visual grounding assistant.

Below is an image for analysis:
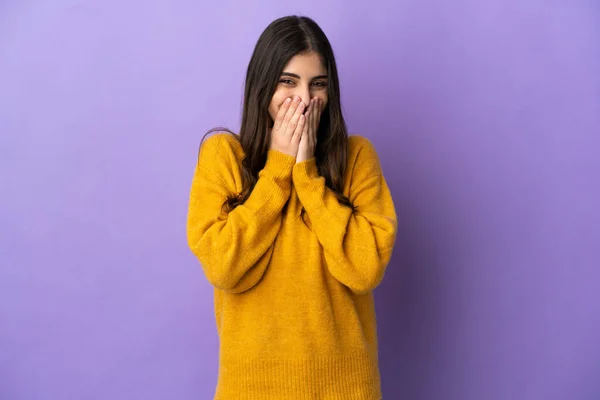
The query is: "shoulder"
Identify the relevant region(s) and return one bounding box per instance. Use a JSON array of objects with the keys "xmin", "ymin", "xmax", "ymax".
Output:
[
  {"xmin": 346, "ymin": 135, "xmax": 383, "ymax": 182},
  {"xmin": 200, "ymin": 131, "xmax": 242, "ymax": 154},
  {"xmin": 348, "ymin": 134, "xmax": 381, "ymax": 164},
  {"xmin": 198, "ymin": 132, "xmax": 244, "ymax": 168}
]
